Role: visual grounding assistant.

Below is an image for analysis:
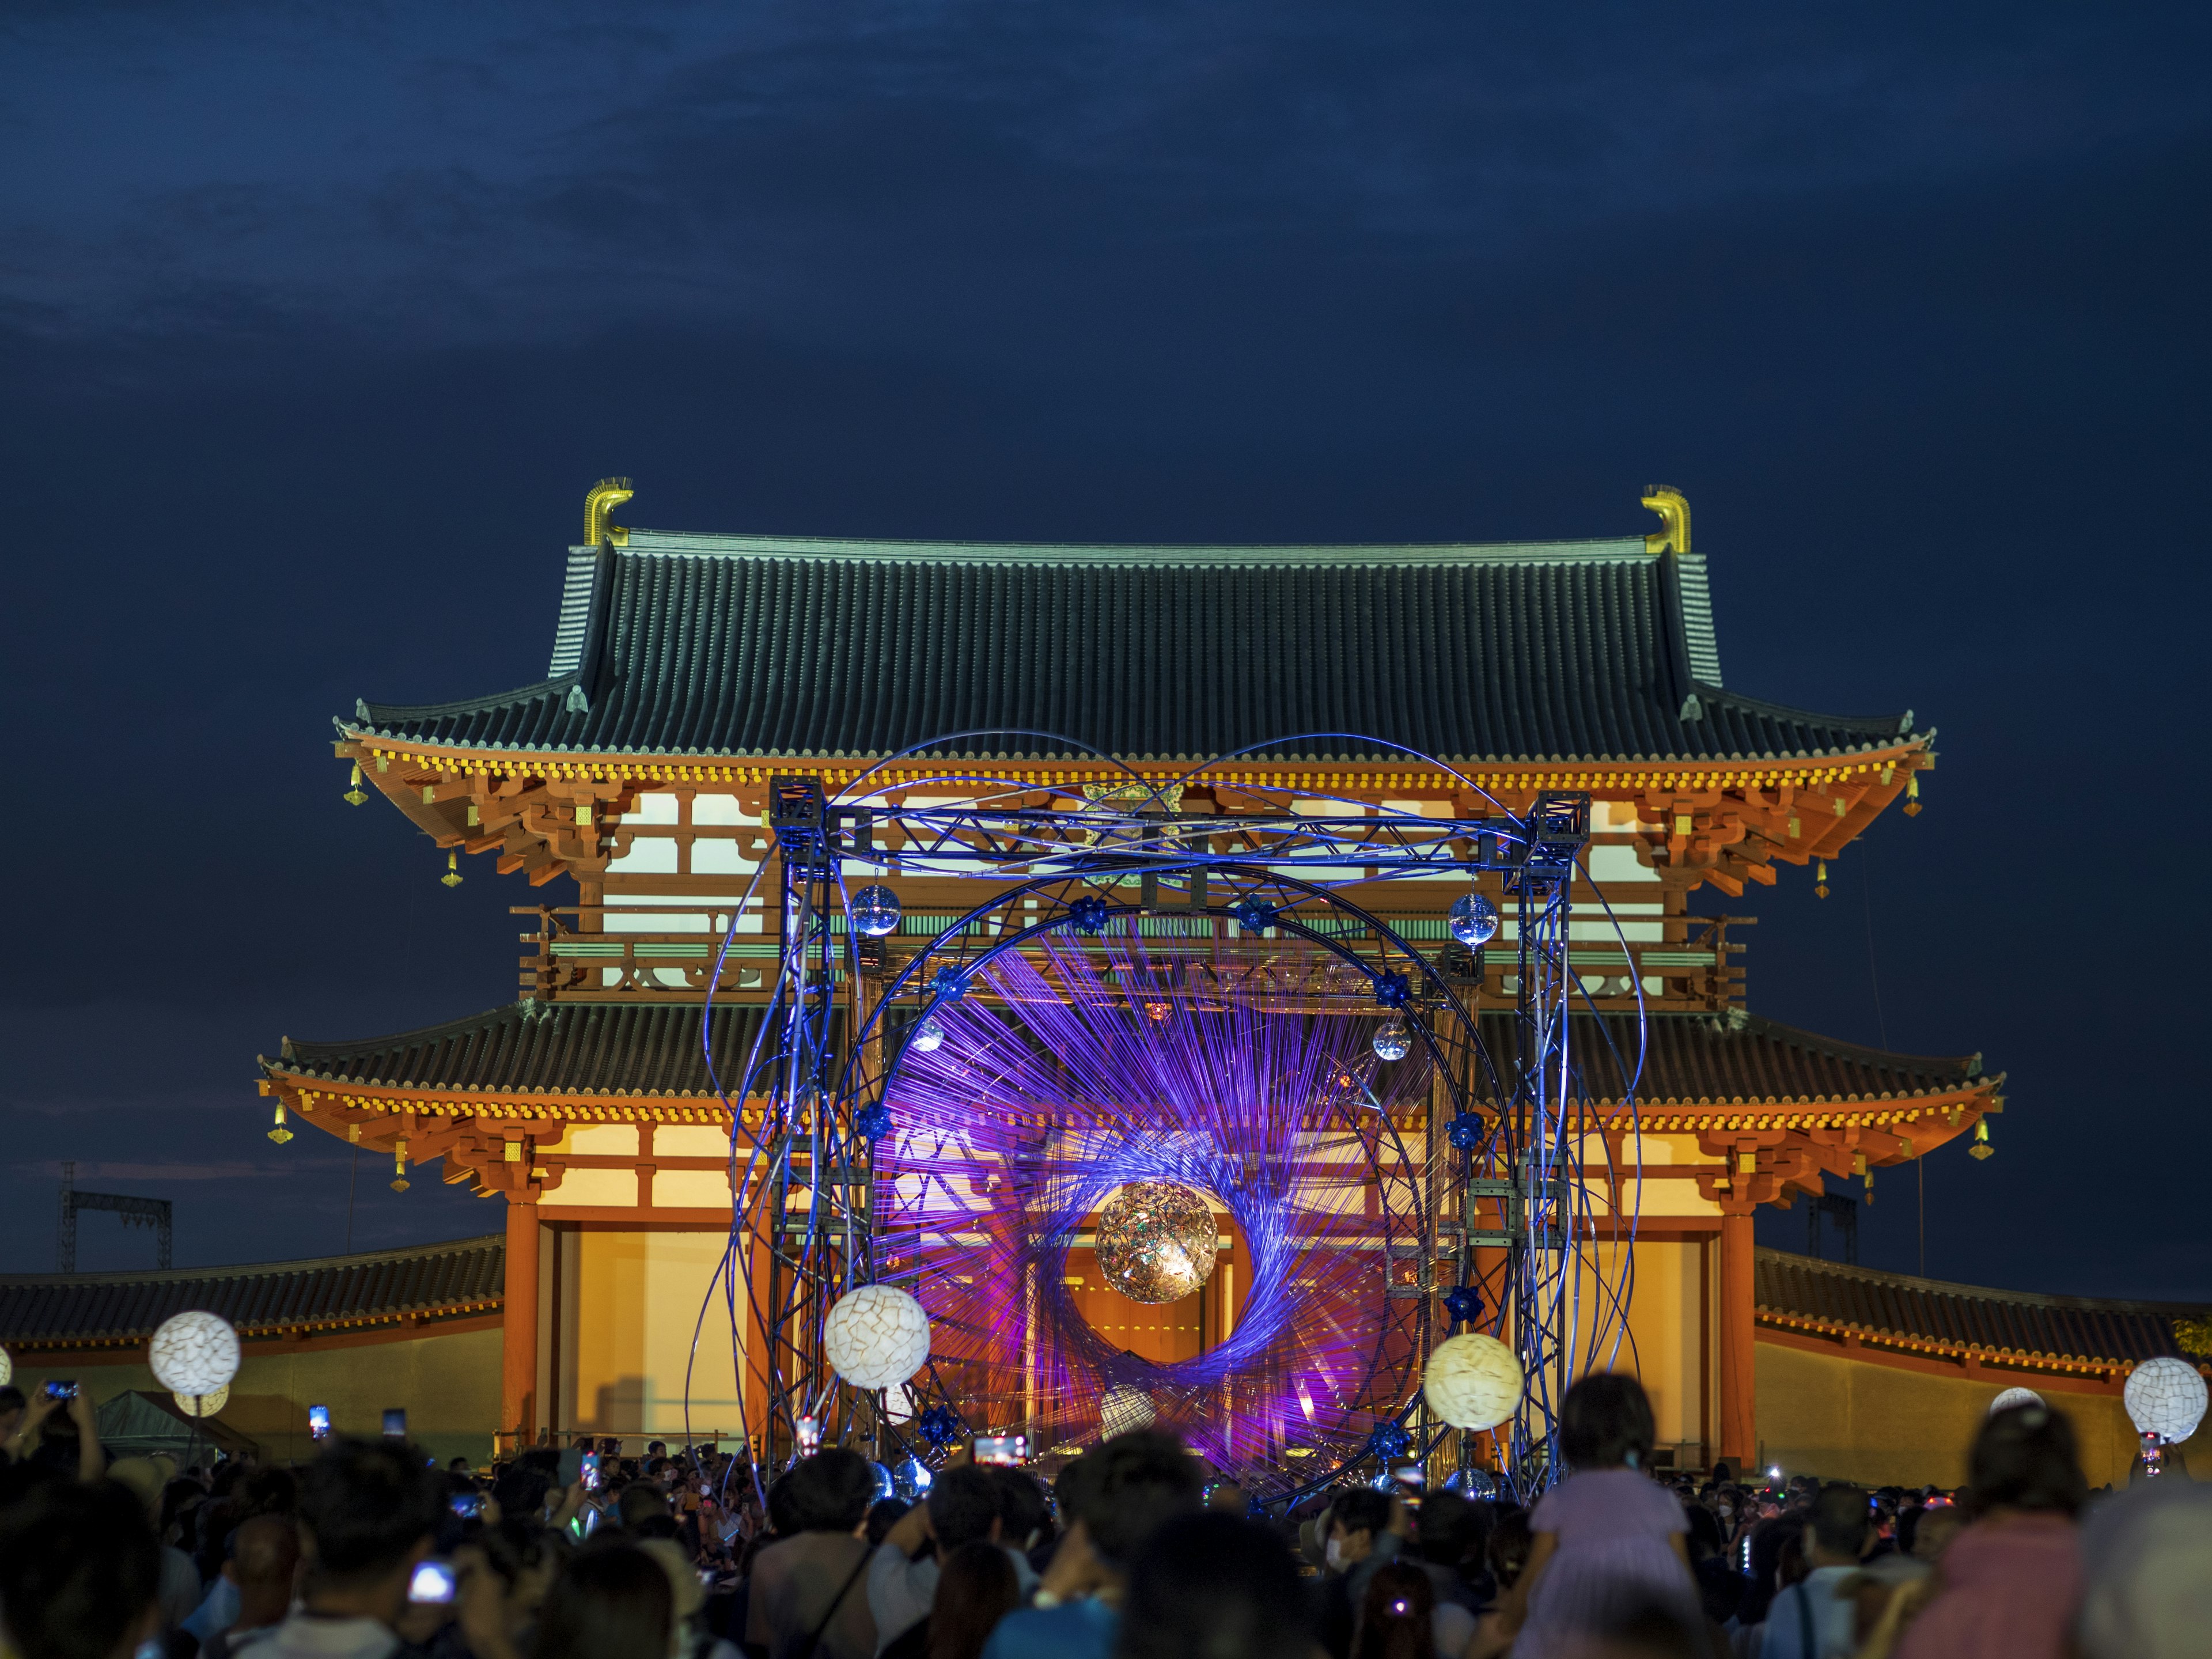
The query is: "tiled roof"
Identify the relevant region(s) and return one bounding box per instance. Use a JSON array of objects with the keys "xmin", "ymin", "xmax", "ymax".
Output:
[
  {"xmin": 0, "ymin": 1234, "xmax": 503, "ymax": 1347},
  {"xmin": 1756, "ymin": 1248, "xmax": 2209, "ymax": 1371},
  {"xmin": 1476, "ymin": 1011, "xmax": 1985, "ymax": 1107},
  {"xmin": 345, "ymin": 530, "xmax": 1919, "ymax": 764},
  {"xmin": 267, "ymin": 1000, "xmax": 821, "ymax": 1098},
  {"xmin": 264, "ymin": 1001, "xmax": 1968, "ymax": 1112}
]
